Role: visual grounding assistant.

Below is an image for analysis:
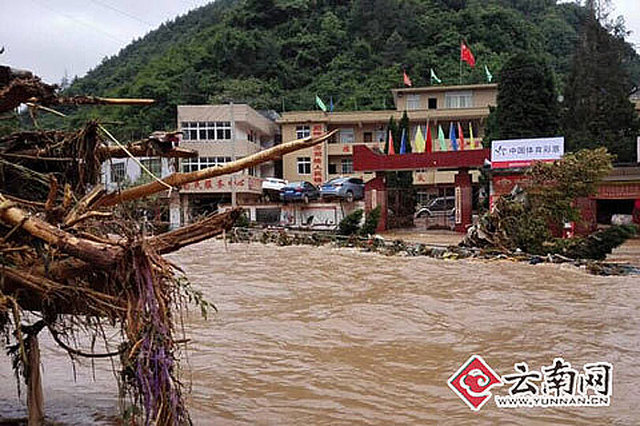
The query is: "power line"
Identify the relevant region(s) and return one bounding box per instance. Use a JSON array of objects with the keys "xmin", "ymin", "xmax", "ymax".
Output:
[
  {"xmin": 87, "ymin": 0, "xmax": 154, "ymax": 26},
  {"xmin": 30, "ymin": 0, "xmax": 128, "ymax": 45}
]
